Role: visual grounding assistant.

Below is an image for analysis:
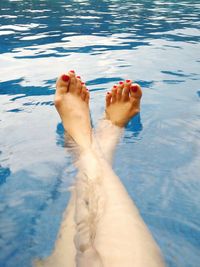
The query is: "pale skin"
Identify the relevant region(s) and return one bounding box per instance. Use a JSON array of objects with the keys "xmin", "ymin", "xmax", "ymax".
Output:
[
  {"xmin": 34, "ymin": 71, "xmax": 165, "ymax": 267},
  {"xmin": 55, "ymin": 71, "xmax": 91, "ymax": 149},
  {"xmin": 55, "ymin": 70, "xmax": 142, "ymax": 147}
]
